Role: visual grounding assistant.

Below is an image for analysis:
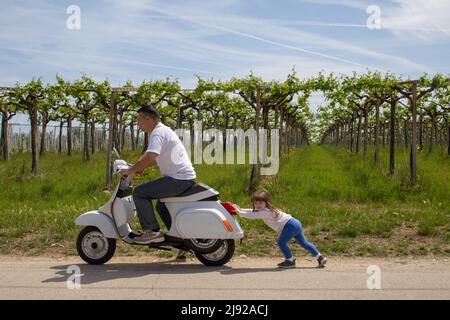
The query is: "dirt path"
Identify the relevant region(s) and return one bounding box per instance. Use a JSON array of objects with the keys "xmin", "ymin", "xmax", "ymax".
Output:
[{"xmin": 0, "ymin": 255, "xmax": 449, "ymax": 299}]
